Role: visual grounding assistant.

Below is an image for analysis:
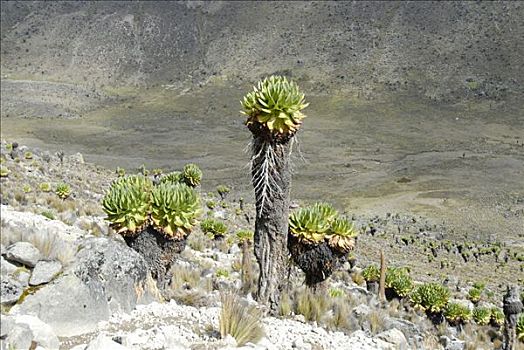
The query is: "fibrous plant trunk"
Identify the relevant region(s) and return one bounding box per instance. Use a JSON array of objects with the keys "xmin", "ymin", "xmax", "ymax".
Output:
[
  {"xmin": 287, "ymin": 233, "xmax": 347, "ymax": 291},
  {"xmin": 249, "ymin": 131, "xmax": 291, "ymax": 313},
  {"xmin": 124, "ymin": 227, "xmax": 186, "ymax": 289}
]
